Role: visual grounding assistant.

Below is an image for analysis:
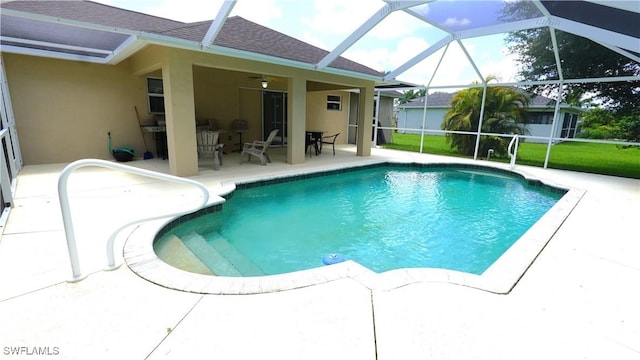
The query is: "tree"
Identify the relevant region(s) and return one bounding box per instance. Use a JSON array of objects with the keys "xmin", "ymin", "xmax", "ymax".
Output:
[
  {"xmin": 619, "ymin": 116, "xmax": 640, "ymax": 145},
  {"xmin": 398, "ymin": 88, "xmax": 426, "ymax": 105},
  {"xmin": 500, "ymin": 1, "xmax": 640, "ymax": 117},
  {"xmin": 578, "ymin": 108, "xmax": 640, "ymax": 144},
  {"xmin": 441, "ymin": 78, "xmax": 530, "ymax": 157},
  {"xmin": 576, "ymin": 108, "xmax": 619, "ymax": 140}
]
